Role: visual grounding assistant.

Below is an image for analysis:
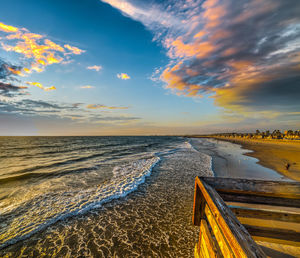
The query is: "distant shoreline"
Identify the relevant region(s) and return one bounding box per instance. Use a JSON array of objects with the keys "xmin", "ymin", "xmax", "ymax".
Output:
[{"xmin": 189, "ymin": 136, "xmax": 300, "ymax": 182}]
